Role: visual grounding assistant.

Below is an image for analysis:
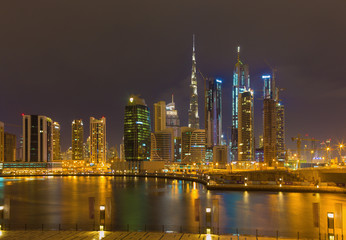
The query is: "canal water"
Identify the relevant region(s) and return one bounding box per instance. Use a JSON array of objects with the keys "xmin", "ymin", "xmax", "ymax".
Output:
[{"xmin": 0, "ymin": 176, "xmax": 345, "ymax": 237}]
